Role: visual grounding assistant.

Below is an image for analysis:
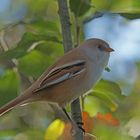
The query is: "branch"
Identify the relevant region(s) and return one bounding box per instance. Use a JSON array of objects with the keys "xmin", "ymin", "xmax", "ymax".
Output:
[
  {"xmin": 58, "ymin": 0, "xmax": 73, "ymax": 53},
  {"xmin": 71, "ymin": 98, "xmax": 83, "ymax": 139},
  {"xmin": 58, "ymin": 0, "xmax": 83, "ymax": 139}
]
